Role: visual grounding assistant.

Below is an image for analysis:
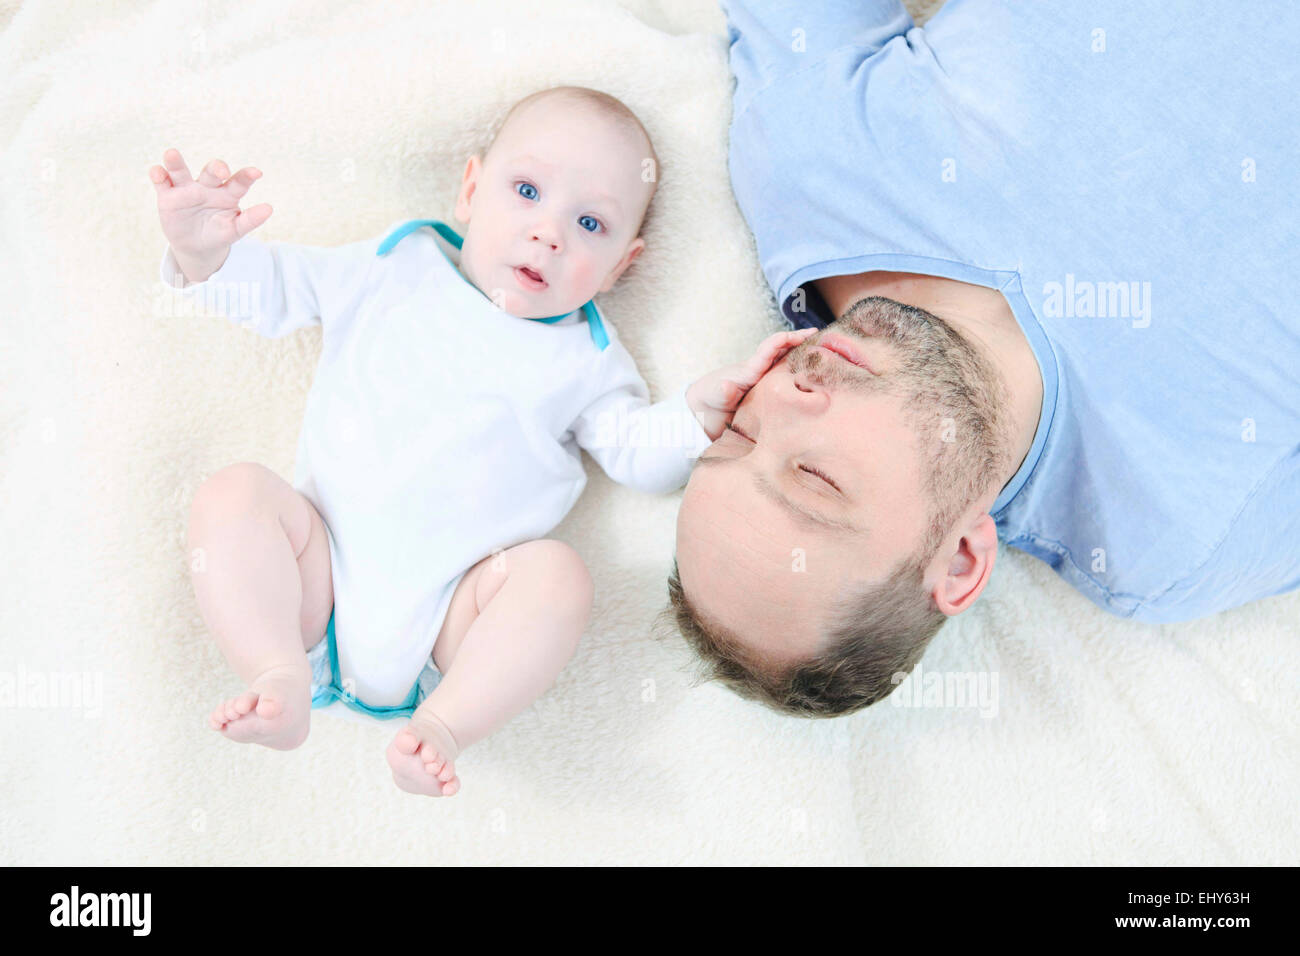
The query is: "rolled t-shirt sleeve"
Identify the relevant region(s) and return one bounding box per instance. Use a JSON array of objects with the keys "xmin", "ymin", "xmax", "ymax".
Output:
[
  {"xmin": 158, "ymin": 230, "xmax": 382, "ymax": 339},
  {"xmin": 720, "ymin": 0, "xmax": 913, "ymax": 115}
]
